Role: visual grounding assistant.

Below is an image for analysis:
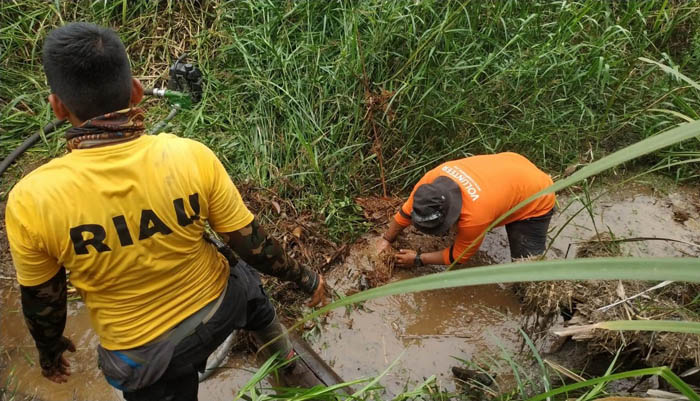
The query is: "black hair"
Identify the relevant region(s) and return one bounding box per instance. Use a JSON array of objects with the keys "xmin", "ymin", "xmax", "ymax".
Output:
[{"xmin": 42, "ymin": 22, "xmax": 132, "ymax": 121}]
